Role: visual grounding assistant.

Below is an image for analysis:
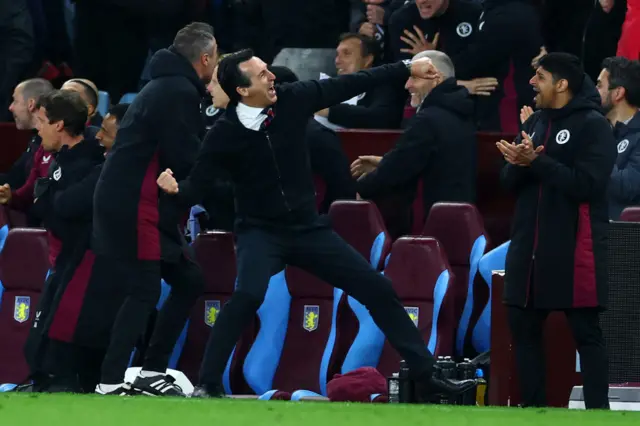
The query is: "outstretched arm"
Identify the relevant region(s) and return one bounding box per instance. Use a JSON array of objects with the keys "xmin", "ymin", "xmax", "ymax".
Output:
[{"xmin": 282, "ymin": 58, "xmax": 437, "ymax": 115}]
